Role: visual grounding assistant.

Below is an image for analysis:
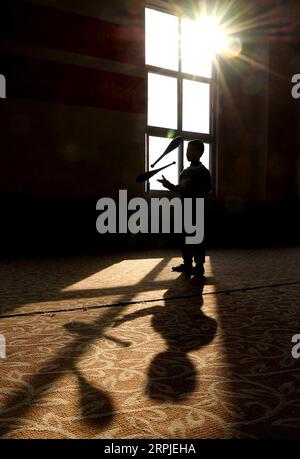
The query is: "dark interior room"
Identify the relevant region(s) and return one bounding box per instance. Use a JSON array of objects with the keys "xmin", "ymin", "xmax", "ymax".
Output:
[{"xmin": 0, "ymin": 0, "xmax": 300, "ymax": 441}]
